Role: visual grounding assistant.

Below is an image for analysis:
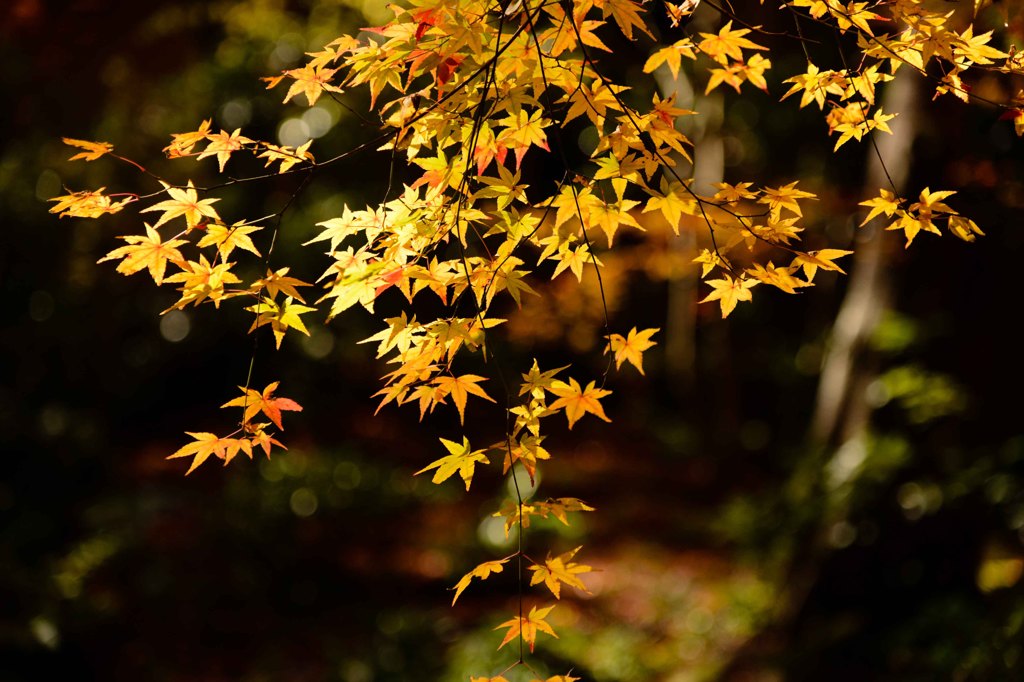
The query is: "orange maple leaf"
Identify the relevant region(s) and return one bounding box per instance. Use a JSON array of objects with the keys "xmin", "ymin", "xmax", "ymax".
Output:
[
  {"xmin": 221, "ymin": 381, "xmax": 303, "ymax": 430},
  {"xmin": 167, "ymin": 432, "xmax": 237, "ymax": 475}
]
